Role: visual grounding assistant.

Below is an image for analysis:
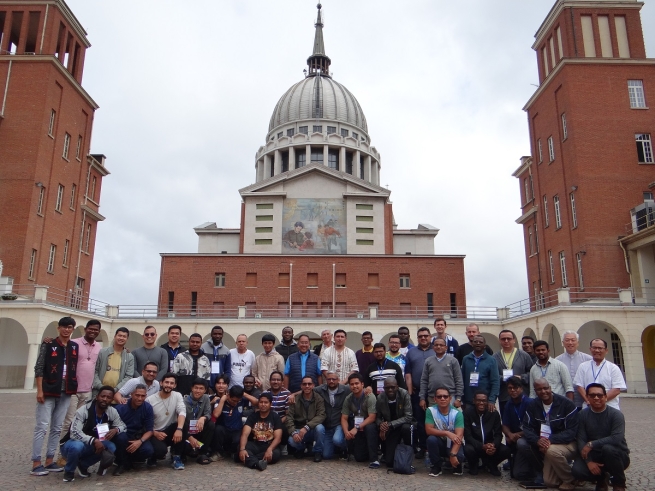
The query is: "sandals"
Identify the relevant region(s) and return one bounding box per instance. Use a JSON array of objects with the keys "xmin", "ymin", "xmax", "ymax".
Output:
[{"xmin": 197, "ymin": 454, "xmax": 212, "ymax": 465}]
